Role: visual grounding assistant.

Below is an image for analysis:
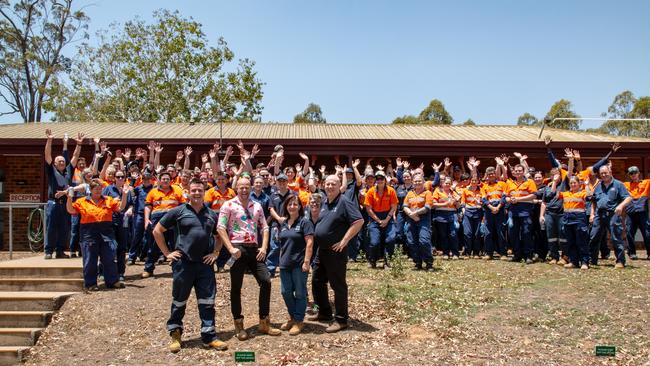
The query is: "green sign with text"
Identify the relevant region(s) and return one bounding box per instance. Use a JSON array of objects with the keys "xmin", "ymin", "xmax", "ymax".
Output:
[
  {"xmin": 595, "ymin": 346, "xmax": 616, "ymax": 356},
  {"xmin": 234, "ymin": 351, "xmax": 255, "ymax": 363}
]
